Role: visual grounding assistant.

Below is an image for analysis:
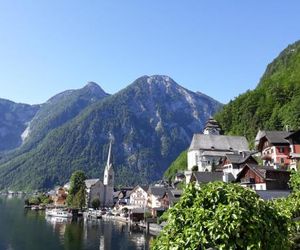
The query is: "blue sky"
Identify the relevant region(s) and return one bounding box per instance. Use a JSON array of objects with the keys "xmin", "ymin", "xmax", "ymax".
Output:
[{"xmin": 0, "ymin": 1, "xmax": 299, "ymax": 104}]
